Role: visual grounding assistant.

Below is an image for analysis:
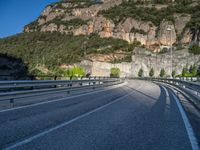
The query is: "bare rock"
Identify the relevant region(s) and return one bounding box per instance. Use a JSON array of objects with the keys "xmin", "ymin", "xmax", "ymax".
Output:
[
  {"xmin": 42, "ymin": 6, "xmax": 52, "ymax": 16},
  {"xmin": 174, "ymin": 14, "xmax": 191, "ymax": 34},
  {"xmin": 158, "ymin": 21, "xmax": 176, "ymax": 45},
  {"xmin": 38, "ymin": 18, "xmax": 46, "ymax": 25},
  {"xmin": 41, "ymin": 23, "xmax": 58, "ymax": 32},
  {"xmin": 181, "ymin": 28, "xmax": 192, "ymax": 44}
]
